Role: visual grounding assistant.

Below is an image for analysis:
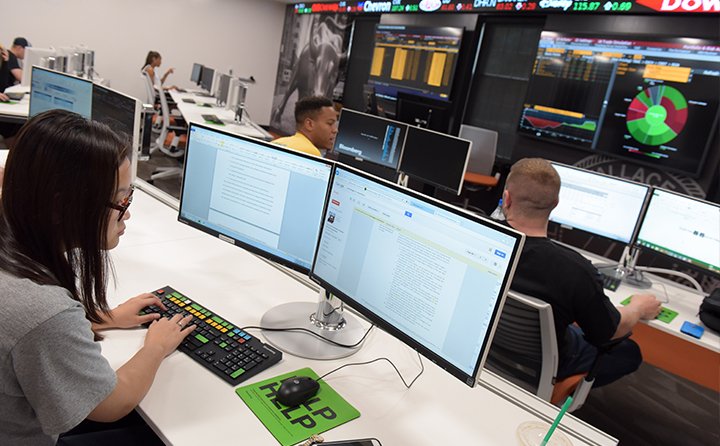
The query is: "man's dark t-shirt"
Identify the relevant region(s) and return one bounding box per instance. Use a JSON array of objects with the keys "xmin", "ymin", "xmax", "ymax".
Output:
[
  {"xmin": 510, "ymin": 237, "xmax": 621, "ymax": 355},
  {"xmin": 0, "ymin": 51, "xmax": 20, "ymax": 92}
]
